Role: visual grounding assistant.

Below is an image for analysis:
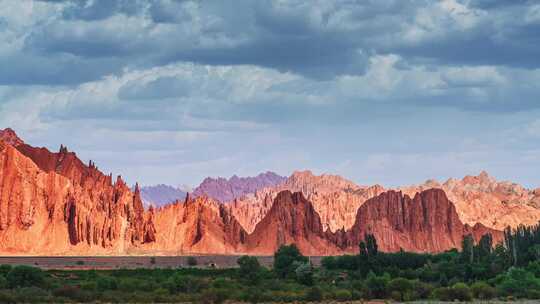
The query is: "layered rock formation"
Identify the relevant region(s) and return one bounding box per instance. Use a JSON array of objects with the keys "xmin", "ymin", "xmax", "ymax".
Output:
[
  {"xmin": 229, "ymin": 170, "xmax": 385, "ymax": 233},
  {"xmin": 143, "ymin": 194, "xmax": 247, "ymax": 254},
  {"xmin": 0, "ymin": 132, "xmax": 155, "ymax": 255},
  {"xmin": 245, "ymin": 191, "xmax": 342, "ymax": 255},
  {"xmin": 139, "ymin": 184, "xmax": 187, "ymax": 208},
  {"xmin": 401, "ymin": 171, "xmax": 540, "ymax": 230},
  {"xmin": 192, "ymin": 171, "xmax": 286, "ymax": 202},
  {"xmin": 239, "ymin": 189, "xmax": 502, "ymax": 255},
  {"xmin": 0, "ymin": 128, "xmax": 529, "ymax": 256},
  {"xmin": 335, "ymin": 189, "xmax": 503, "ymax": 253}
]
